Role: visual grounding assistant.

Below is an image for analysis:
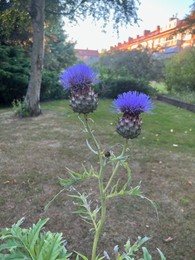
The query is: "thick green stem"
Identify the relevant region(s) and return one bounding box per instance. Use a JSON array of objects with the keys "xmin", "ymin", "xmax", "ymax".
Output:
[
  {"xmin": 83, "ymin": 115, "xmax": 106, "ymax": 260},
  {"xmin": 91, "ymin": 177, "xmax": 106, "ymax": 260},
  {"xmin": 82, "ymin": 116, "xmax": 129, "ymax": 260}
]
